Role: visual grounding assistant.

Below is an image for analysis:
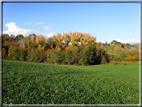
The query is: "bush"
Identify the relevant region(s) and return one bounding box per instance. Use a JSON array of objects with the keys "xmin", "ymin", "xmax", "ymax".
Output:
[
  {"xmin": 113, "ymin": 61, "xmax": 116, "ymax": 65},
  {"xmin": 105, "ymin": 62, "xmax": 108, "ymax": 65},
  {"xmin": 137, "ymin": 62, "xmax": 139, "ymax": 66},
  {"xmin": 122, "ymin": 61, "xmax": 126, "ymax": 65}
]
